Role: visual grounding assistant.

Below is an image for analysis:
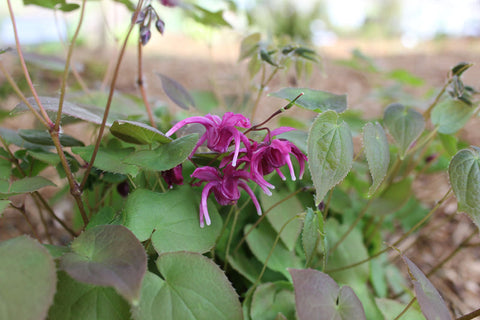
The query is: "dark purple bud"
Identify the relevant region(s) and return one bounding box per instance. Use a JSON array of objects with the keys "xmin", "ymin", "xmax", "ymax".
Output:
[
  {"xmin": 161, "ymin": 164, "xmax": 184, "ymax": 189},
  {"xmin": 117, "ymin": 181, "xmax": 130, "ymax": 198},
  {"xmin": 132, "ymin": 10, "xmax": 146, "ymax": 24},
  {"xmin": 140, "ymin": 26, "xmax": 151, "ymax": 46},
  {"xmin": 318, "ymin": 201, "xmax": 325, "ymax": 212},
  {"xmin": 155, "ymin": 18, "xmax": 165, "ymax": 35},
  {"xmin": 160, "ymin": 0, "xmax": 179, "ymax": 7},
  {"xmin": 425, "ymin": 153, "xmax": 438, "ymax": 164}
]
